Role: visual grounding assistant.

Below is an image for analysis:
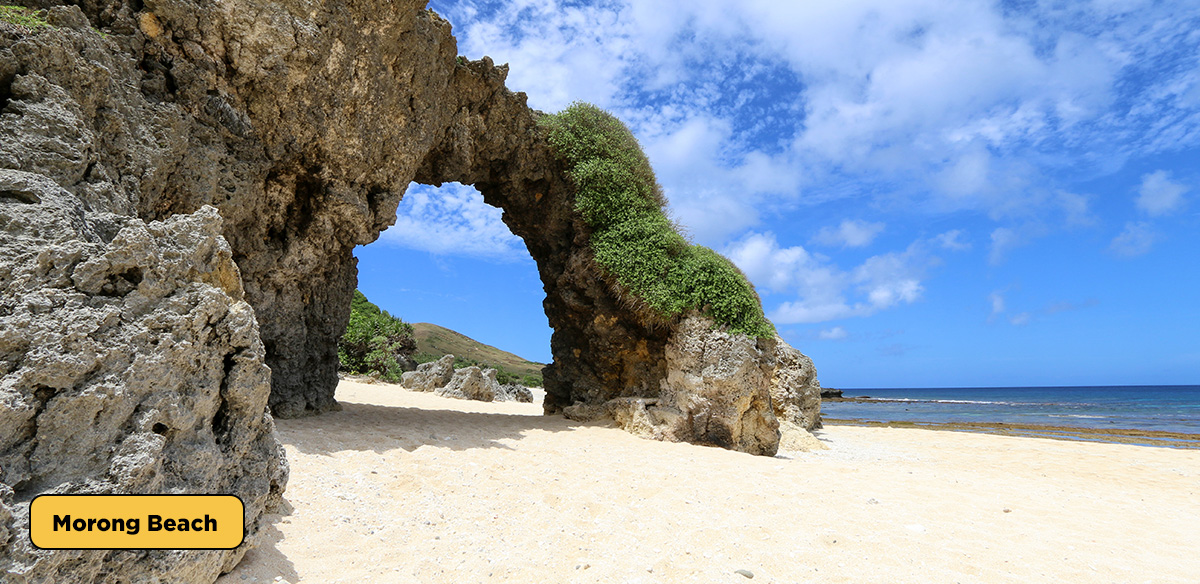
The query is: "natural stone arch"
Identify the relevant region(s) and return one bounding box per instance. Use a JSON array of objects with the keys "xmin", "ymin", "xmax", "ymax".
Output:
[
  {"xmin": 111, "ymin": 0, "xmax": 821, "ymax": 450},
  {"xmin": 1, "ymin": 1, "xmax": 823, "ymax": 580}
]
